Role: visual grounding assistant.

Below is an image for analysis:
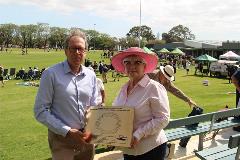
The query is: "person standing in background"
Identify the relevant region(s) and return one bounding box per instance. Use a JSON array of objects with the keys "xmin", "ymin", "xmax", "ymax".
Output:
[
  {"xmin": 88, "ymin": 66, "xmax": 106, "ymax": 106},
  {"xmin": 185, "ymin": 60, "xmax": 191, "ymax": 75},
  {"xmin": 0, "ymin": 64, "xmax": 4, "ymax": 87},
  {"xmin": 148, "ymin": 65, "xmax": 197, "ymax": 108},
  {"xmin": 231, "ymin": 68, "xmax": 240, "ymax": 132}
]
